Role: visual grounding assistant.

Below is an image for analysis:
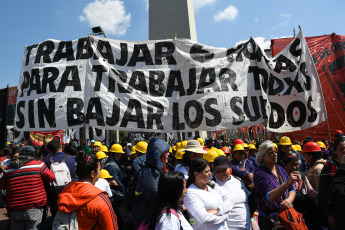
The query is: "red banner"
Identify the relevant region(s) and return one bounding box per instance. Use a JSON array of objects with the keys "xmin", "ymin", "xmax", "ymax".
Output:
[
  {"xmin": 271, "ymin": 33, "xmax": 345, "ymax": 141},
  {"xmin": 8, "ymin": 87, "xmax": 17, "ymax": 105},
  {"xmin": 30, "ymin": 130, "xmax": 63, "ymax": 146}
]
